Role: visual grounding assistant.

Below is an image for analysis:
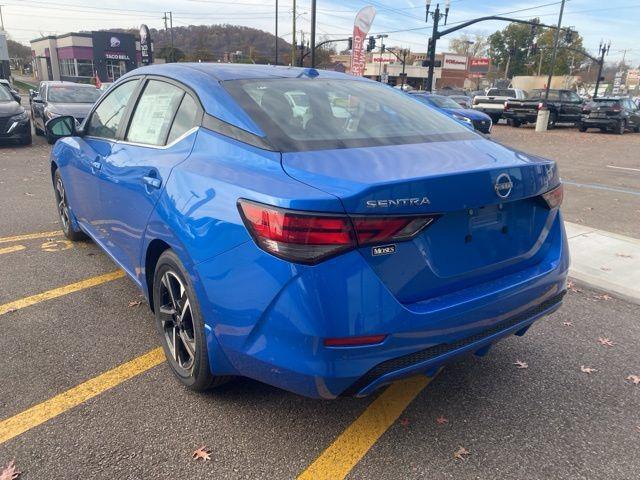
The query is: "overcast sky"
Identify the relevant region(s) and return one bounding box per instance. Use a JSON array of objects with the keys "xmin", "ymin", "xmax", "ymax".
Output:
[{"xmin": 4, "ymin": 0, "xmax": 638, "ymax": 67}]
